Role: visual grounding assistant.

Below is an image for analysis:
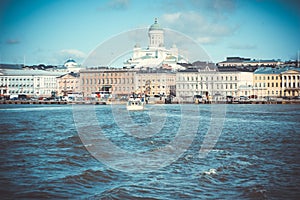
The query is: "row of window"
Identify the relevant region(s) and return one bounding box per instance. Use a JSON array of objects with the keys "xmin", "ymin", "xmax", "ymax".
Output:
[
  {"xmin": 255, "ymin": 82, "xmax": 280, "ymax": 87},
  {"xmin": 177, "ymin": 83, "xmax": 238, "ymax": 90},
  {"xmin": 7, "ymin": 84, "xmax": 34, "ymax": 87},
  {"xmin": 282, "ymin": 75, "xmax": 300, "ymax": 80},
  {"xmin": 1, "ymin": 78, "xmax": 34, "ymax": 81},
  {"xmin": 81, "ymin": 72, "xmax": 133, "ymax": 77},
  {"xmin": 255, "ymin": 82, "xmax": 300, "ymax": 88},
  {"xmin": 255, "ymin": 76, "xmax": 280, "ymax": 80},
  {"xmin": 177, "ymin": 76, "xmax": 238, "ymax": 82},
  {"xmin": 138, "ymin": 85, "xmax": 166, "ymax": 89},
  {"xmin": 9, "ymin": 90, "xmax": 34, "ymax": 94},
  {"xmin": 255, "ymin": 75, "xmax": 300, "ymax": 81},
  {"xmin": 82, "ymin": 86, "xmax": 134, "ymax": 92},
  {"xmin": 82, "ymin": 78, "xmax": 134, "ymax": 85},
  {"xmin": 179, "ymin": 91, "xmax": 238, "ymax": 97},
  {"xmin": 283, "ymin": 82, "xmax": 300, "ymax": 88}
]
